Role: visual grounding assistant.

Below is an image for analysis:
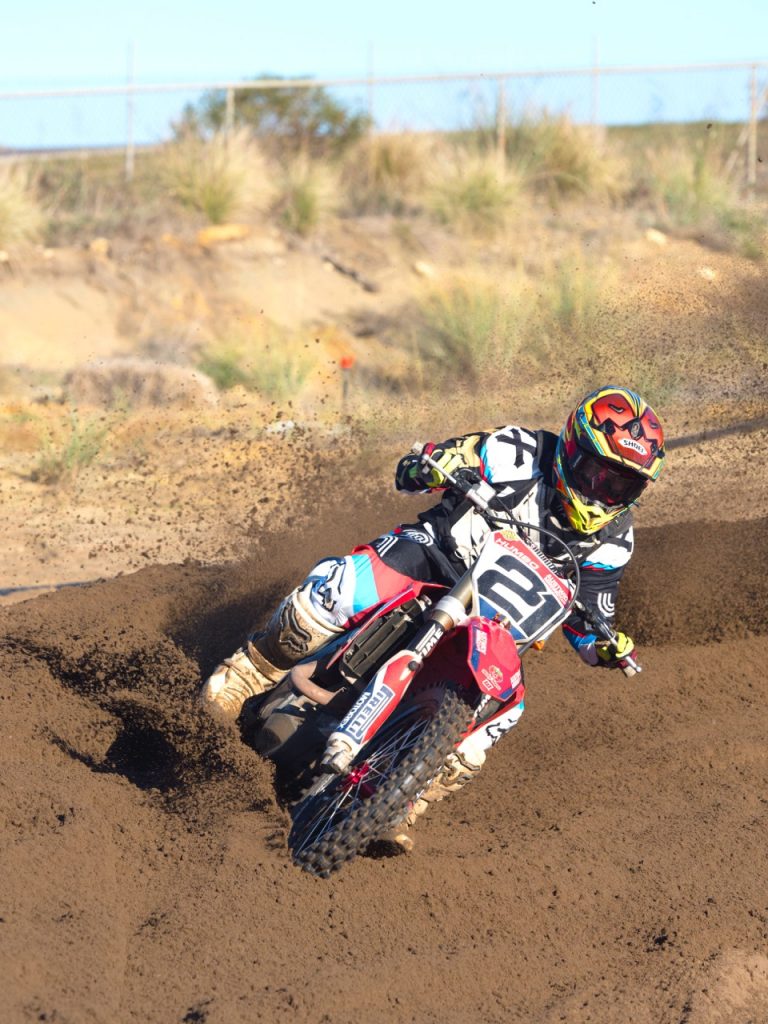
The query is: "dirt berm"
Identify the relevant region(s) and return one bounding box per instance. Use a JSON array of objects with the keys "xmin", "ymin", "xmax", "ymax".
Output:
[{"xmin": 1, "ymin": 492, "xmax": 767, "ymax": 1024}]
